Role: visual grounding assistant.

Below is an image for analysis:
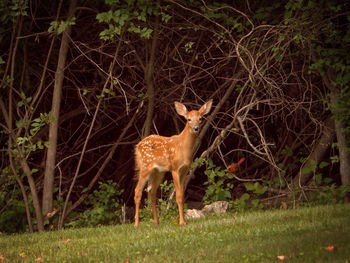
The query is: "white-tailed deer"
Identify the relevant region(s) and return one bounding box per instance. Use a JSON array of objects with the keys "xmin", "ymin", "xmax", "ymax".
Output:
[{"xmin": 134, "ymin": 99, "xmax": 213, "ymax": 228}]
